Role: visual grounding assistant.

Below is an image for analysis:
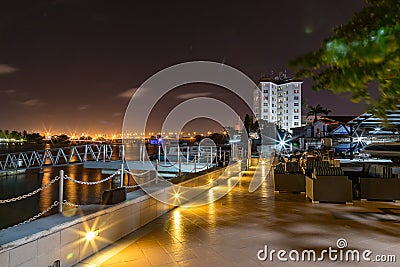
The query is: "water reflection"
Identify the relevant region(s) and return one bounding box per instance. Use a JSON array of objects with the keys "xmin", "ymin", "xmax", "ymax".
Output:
[{"xmin": 0, "ymin": 144, "xmax": 148, "ymax": 229}]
